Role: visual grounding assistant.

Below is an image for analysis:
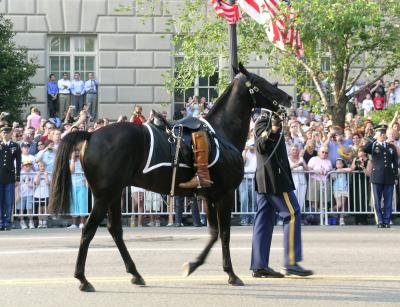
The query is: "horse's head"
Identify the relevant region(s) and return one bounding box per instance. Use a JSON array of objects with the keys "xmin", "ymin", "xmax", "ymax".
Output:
[{"xmin": 233, "ymin": 63, "xmax": 292, "ymax": 112}]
